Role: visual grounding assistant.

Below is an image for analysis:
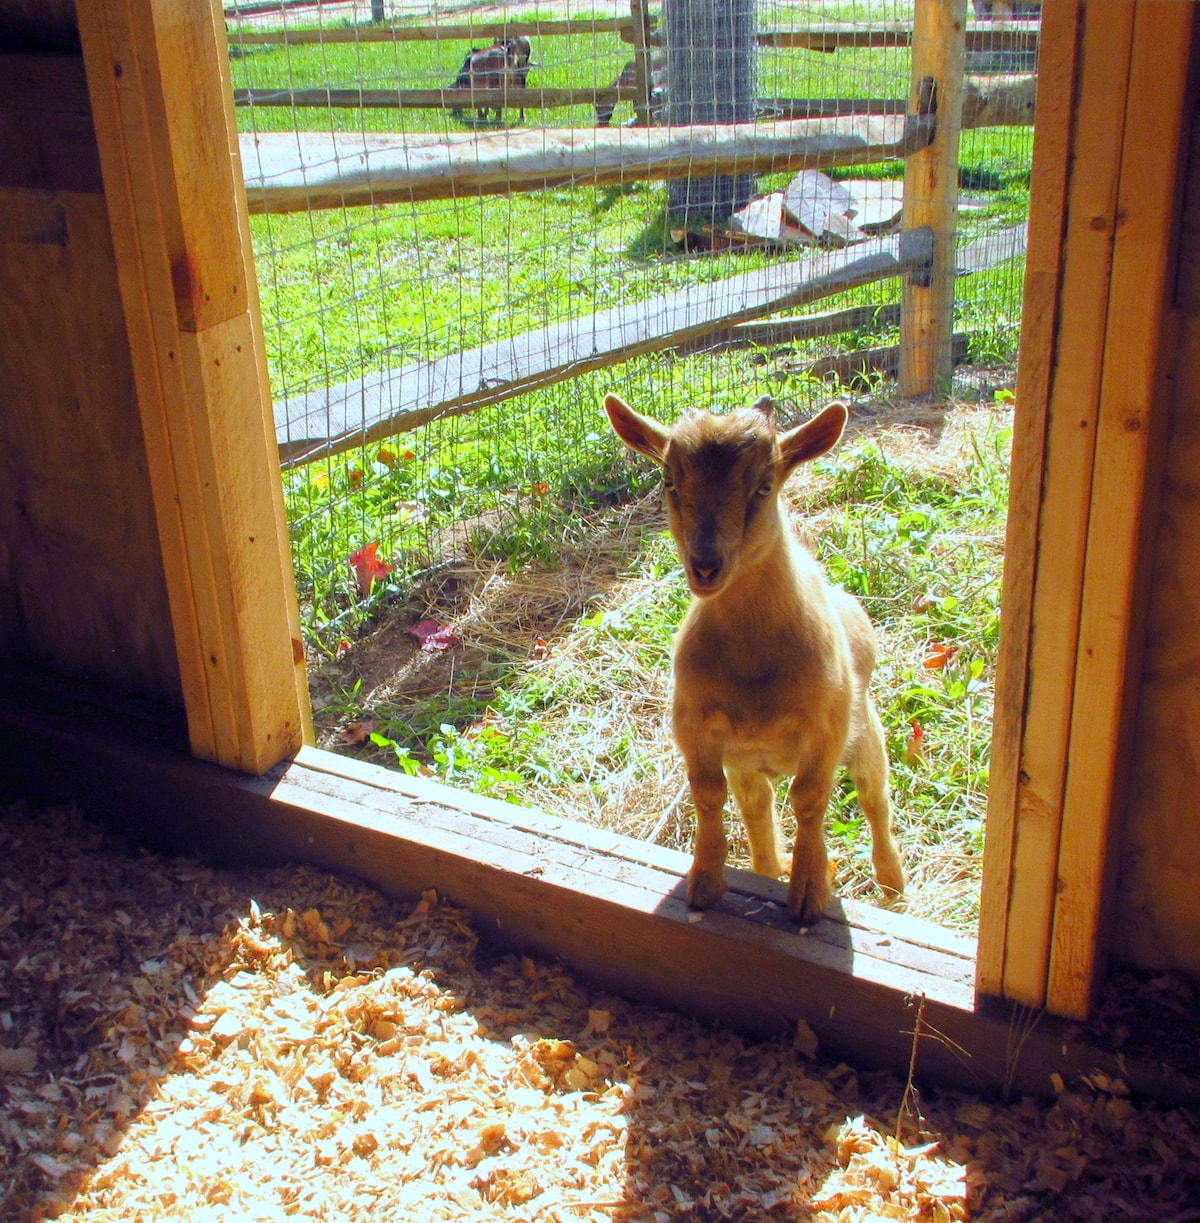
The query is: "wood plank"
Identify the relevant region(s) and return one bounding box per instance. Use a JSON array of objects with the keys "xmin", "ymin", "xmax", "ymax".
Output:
[
  {"xmin": 995, "ymin": 1, "xmax": 1135, "ymax": 1008},
  {"xmin": 1047, "ymin": 1, "xmax": 1193, "ymax": 1019},
  {"xmin": 234, "ymin": 86, "xmax": 638, "ymax": 111},
  {"xmin": 77, "ymin": 0, "xmax": 312, "ymax": 771},
  {"xmin": 676, "ymin": 303, "xmax": 903, "ymax": 356},
  {"xmin": 678, "ymin": 225, "xmax": 1024, "ymax": 358},
  {"xmin": 5, "ymin": 674, "xmax": 1200, "ymax": 1107},
  {"xmin": 0, "ymin": 189, "xmax": 181, "ymax": 703},
  {"xmin": 977, "ymin": 0, "xmax": 1082, "ymax": 1000},
  {"xmin": 240, "ymin": 116, "xmax": 935, "ymax": 213},
  {"xmin": 228, "ymin": 17, "xmax": 641, "ymax": 44},
  {"xmin": 282, "ymin": 765, "xmax": 976, "ymax": 997},
  {"xmin": 226, "ymin": 19, "xmax": 1034, "ymax": 54},
  {"xmin": 275, "ymin": 228, "xmax": 933, "ymax": 464},
  {"xmin": 0, "ymin": 53, "xmax": 103, "ymax": 194},
  {"xmin": 758, "ymin": 21, "xmax": 1039, "ymax": 53},
  {"xmin": 234, "ymin": 83, "xmax": 1035, "ymax": 128},
  {"xmin": 628, "ymin": 0, "xmax": 654, "ymax": 128},
  {"xmin": 295, "ymin": 745, "xmax": 979, "ymax": 969},
  {"xmin": 898, "ymin": 0, "xmax": 966, "ymax": 397}
]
